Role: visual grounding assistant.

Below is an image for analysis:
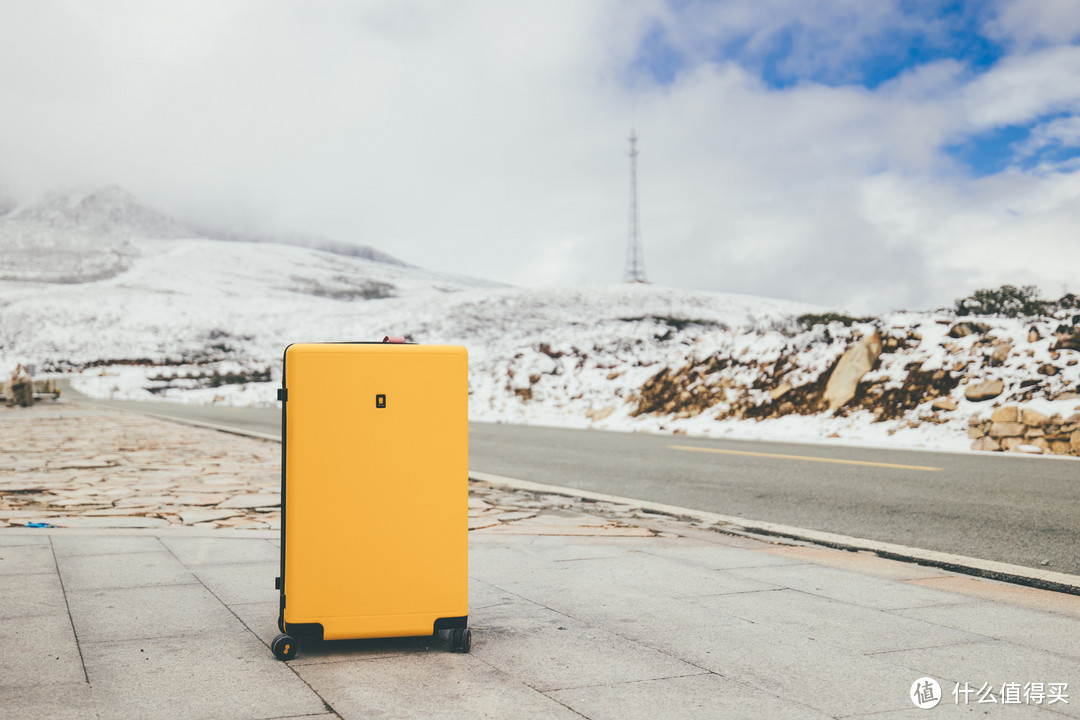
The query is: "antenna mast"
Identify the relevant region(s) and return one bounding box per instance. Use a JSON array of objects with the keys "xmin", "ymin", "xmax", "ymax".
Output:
[{"xmin": 624, "ymin": 130, "xmax": 648, "ymax": 284}]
